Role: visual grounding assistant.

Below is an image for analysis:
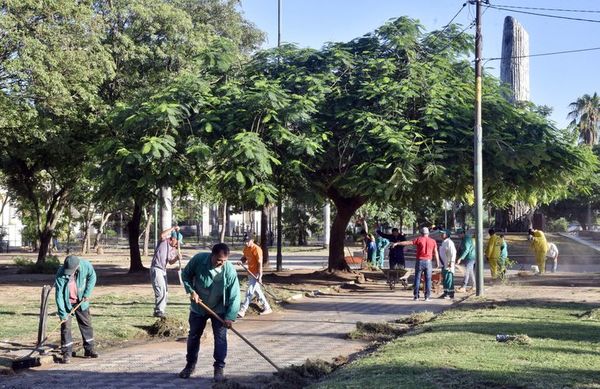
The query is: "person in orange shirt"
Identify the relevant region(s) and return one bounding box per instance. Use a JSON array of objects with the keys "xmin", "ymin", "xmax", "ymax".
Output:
[{"xmin": 238, "ymin": 235, "xmax": 272, "ymax": 317}]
